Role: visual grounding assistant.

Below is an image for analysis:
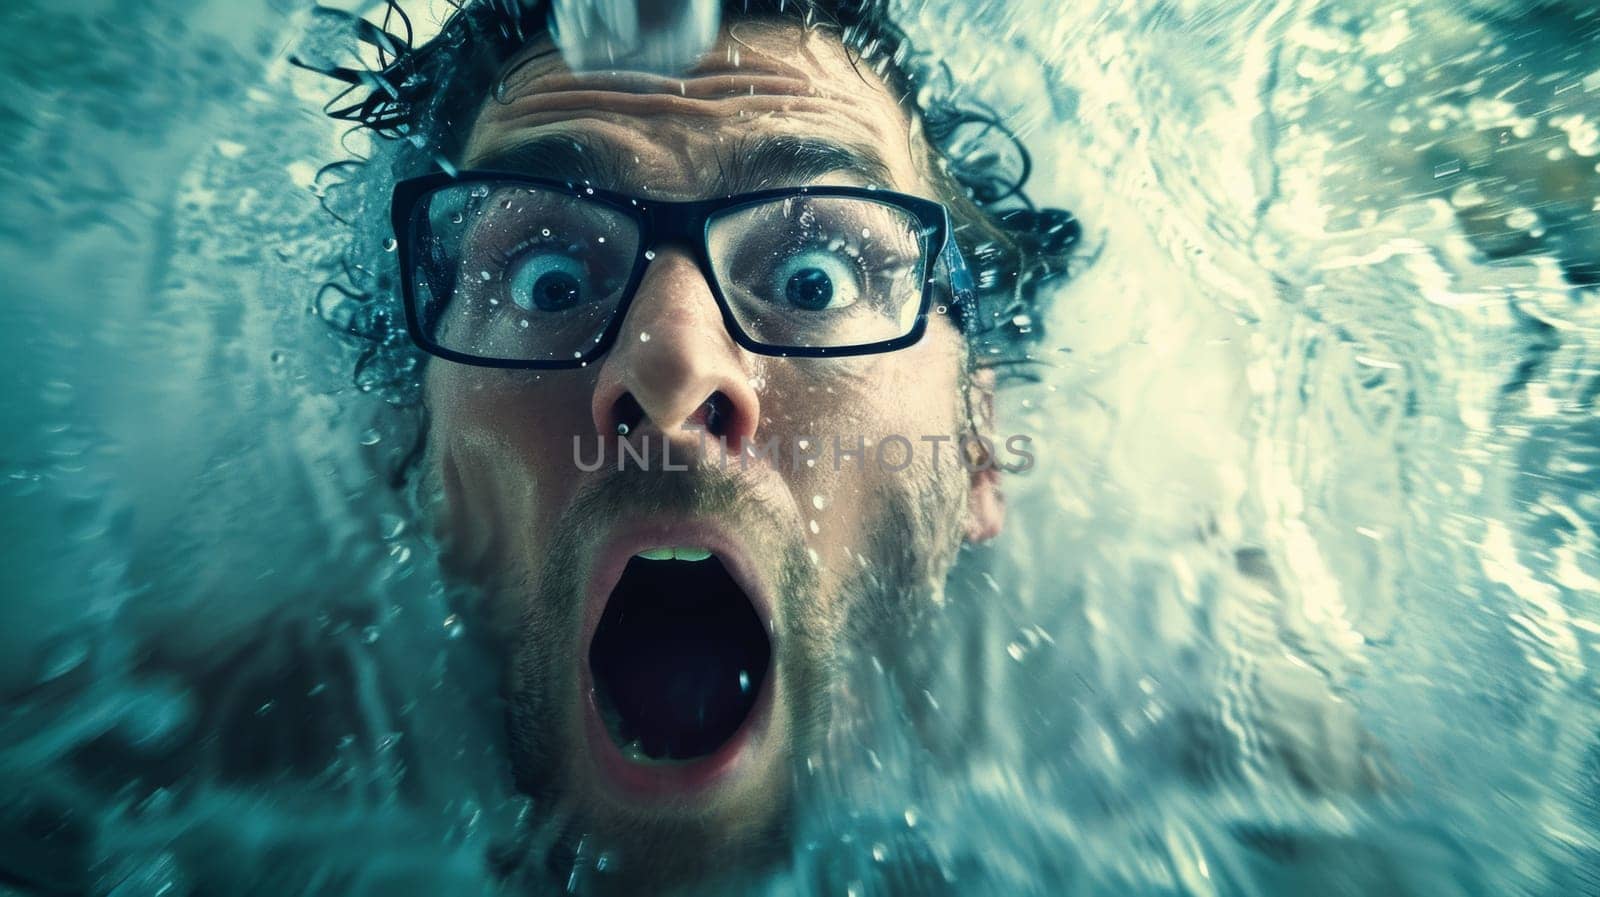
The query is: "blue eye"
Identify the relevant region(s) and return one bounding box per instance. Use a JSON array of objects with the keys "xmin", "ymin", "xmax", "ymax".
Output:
[
  {"xmin": 508, "ymin": 252, "xmax": 589, "ymax": 312},
  {"xmin": 772, "ymin": 250, "xmax": 860, "ymax": 311}
]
